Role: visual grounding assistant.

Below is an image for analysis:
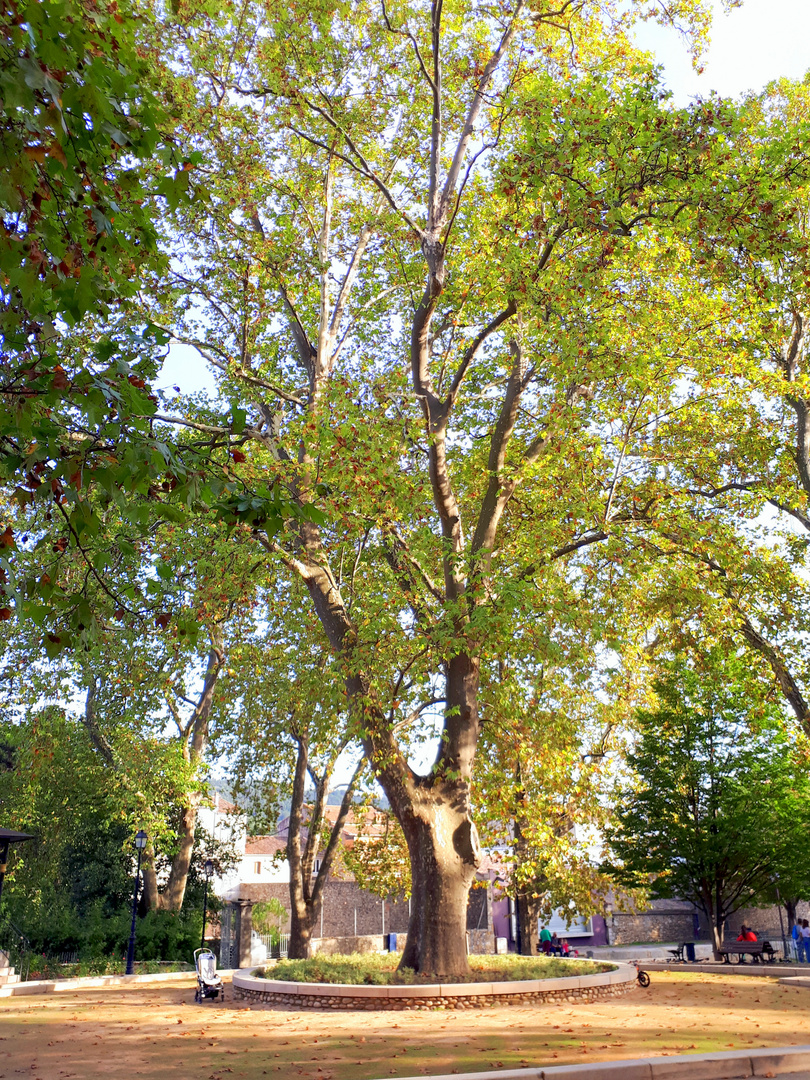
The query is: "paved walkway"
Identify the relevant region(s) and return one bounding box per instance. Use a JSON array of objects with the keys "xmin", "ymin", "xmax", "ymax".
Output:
[
  {"xmin": 642, "ymin": 960, "xmax": 810, "ymax": 978},
  {"xmin": 584, "ymin": 944, "xmax": 714, "ymax": 962},
  {"xmin": 374, "ymin": 1044, "xmax": 810, "ymax": 1080}
]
